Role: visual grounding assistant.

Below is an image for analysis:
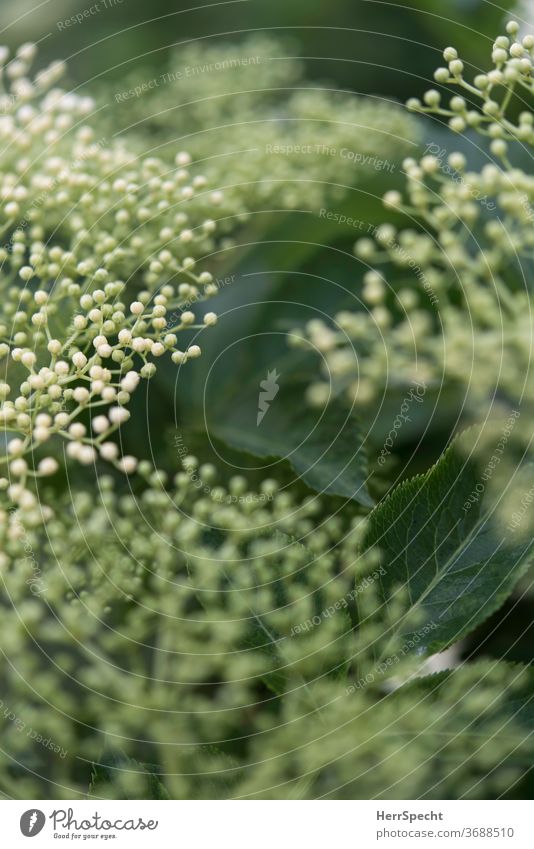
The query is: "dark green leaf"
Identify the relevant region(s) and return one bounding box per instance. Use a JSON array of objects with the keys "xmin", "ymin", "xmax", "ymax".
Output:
[
  {"xmin": 363, "ymin": 436, "xmax": 533, "ymax": 653},
  {"xmin": 207, "ymin": 351, "xmax": 372, "ymax": 505}
]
